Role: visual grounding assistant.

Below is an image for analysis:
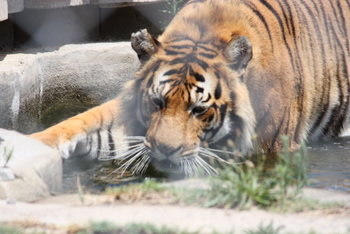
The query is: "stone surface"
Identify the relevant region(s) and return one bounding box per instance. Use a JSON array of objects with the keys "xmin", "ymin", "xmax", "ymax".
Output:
[
  {"xmin": 0, "ymin": 42, "xmax": 139, "ymax": 132},
  {"xmin": 0, "ymin": 0, "xmax": 166, "ymax": 22},
  {"xmin": 24, "ymin": 0, "xmax": 91, "ymax": 9},
  {"xmin": 0, "ymin": 187, "xmax": 349, "ymax": 233},
  {"xmin": 0, "ymin": 168, "xmax": 15, "ymax": 180},
  {"xmin": 0, "ymin": 0, "xmax": 8, "ymax": 21},
  {"xmin": 0, "ymin": 128, "xmax": 62, "ymax": 202},
  {"xmin": 8, "ymin": 0, "xmax": 24, "ymax": 14}
]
